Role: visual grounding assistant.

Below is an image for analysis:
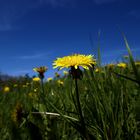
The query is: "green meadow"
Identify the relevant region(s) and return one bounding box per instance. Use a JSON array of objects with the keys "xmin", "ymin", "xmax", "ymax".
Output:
[{"xmin": 0, "ymin": 38, "xmax": 140, "ymax": 140}]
